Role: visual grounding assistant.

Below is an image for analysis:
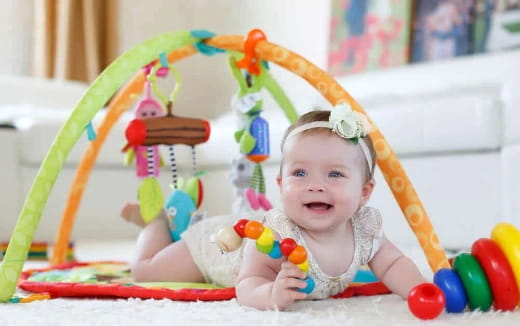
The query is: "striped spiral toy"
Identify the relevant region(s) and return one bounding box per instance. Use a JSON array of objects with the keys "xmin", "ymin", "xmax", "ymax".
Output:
[{"xmin": 215, "ymin": 219, "xmax": 315, "ymax": 294}]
